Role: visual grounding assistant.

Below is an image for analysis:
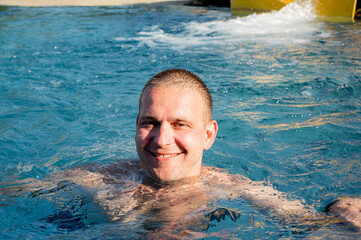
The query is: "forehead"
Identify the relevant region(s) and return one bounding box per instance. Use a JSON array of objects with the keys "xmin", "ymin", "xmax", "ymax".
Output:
[
  {"xmin": 139, "ymin": 86, "xmax": 206, "ymax": 119},
  {"xmin": 141, "ymin": 86, "xmax": 203, "ymax": 107}
]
